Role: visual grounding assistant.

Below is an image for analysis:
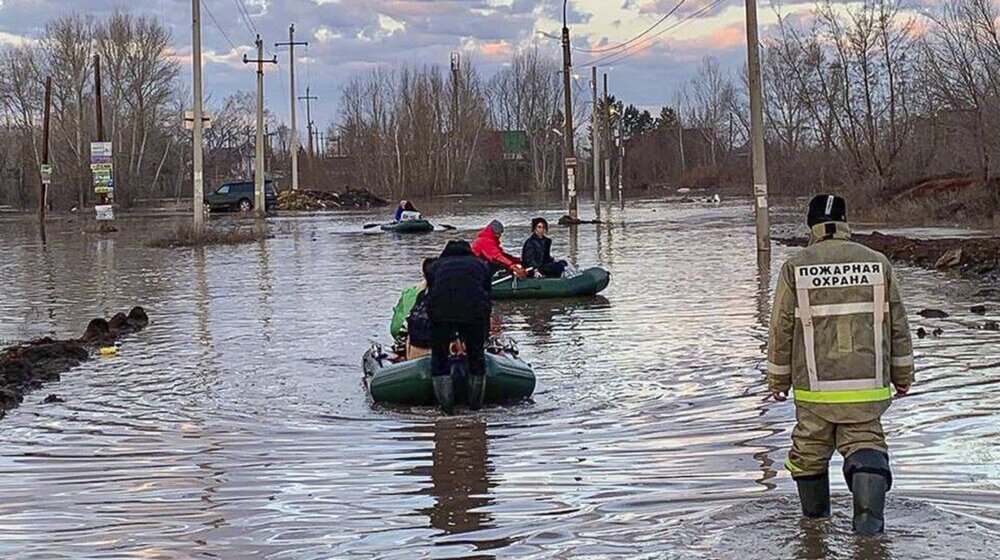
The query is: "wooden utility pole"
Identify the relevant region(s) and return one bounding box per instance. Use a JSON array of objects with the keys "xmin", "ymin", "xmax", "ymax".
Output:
[
  {"xmin": 745, "ymin": 0, "xmax": 771, "ymax": 251},
  {"xmin": 192, "ymin": 0, "xmax": 205, "ymax": 229},
  {"xmin": 95, "ymin": 55, "xmax": 104, "ymax": 142},
  {"xmin": 677, "ymin": 116, "xmax": 686, "ymax": 175},
  {"xmin": 39, "ymin": 76, "xmax": 52, "ymax": 224},
  {"xmin": 561, "ymin": 1, "xmax": 577, "ymax": 218},
  {"xmin": 591, "ymin": 66, "xmax": 600, "ymax": 219},
  {"xmin": 243, "ymin": 35, "xmax": 277, "ymax": 217},
  {"xmin": 298, "ymin": 86, "xmax": 317, "ymax": 158},
  {"xmin": 275, "ymin": 24, "xmax": 307, "ymax": 191}
]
